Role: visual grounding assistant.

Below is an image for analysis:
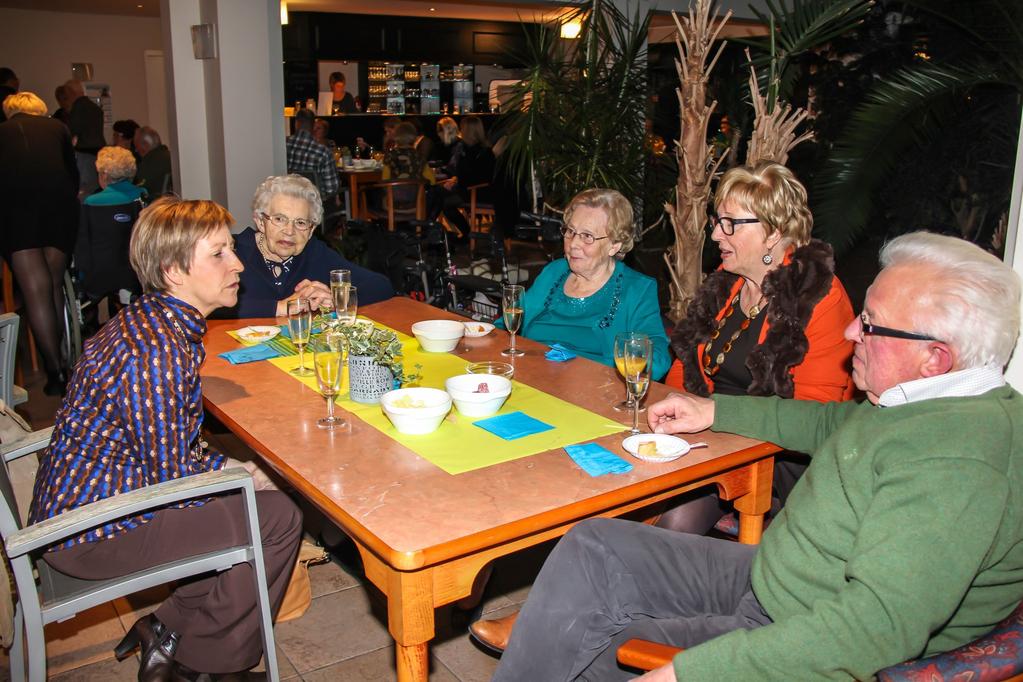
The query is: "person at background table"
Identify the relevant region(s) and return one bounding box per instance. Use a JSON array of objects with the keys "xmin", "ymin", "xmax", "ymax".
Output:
[
  {"xmin": 111, "ymin": 118, "xmax": 140, "ymax": 159},
  {"xmin": 83, "ymin": 146, "xmax": 147, "ymax": 206},
  {"xmin": 0, "ymin": 92, "xmax": 79, "ymax": 396},
  {"xmin": 497, "ymin": 188, "xmax": 670, "ymax": 378},
  {"xmin": 492, "ymin": 231, "xmax": 1023, "ymax": 682},
  {"xmin": 286, "ymin": 109, "xmax": 339, "ymax": 207},
  {"xmin": 29, "ymin": 196, "xmax": 303, "ymax": 680},
  {"xmin": 328, "ymin": 71, "xmax": 357, "ymax": 114},
  {"xmin": 219, "ymin": 174, "xmax": 393, "ymax": 318},
  {"xmin": 134, "ymin": 125, "xmax": 173, "ymax": 198},
  {"xmin": 657, "ymin": 161, "xmax": 855, "ymax": 534},
  {"xmin": 356, "ymin": 117, "xmax": 400, "ymax": 157},
  {"xmin": 312, "ymin": 117, "xmax": 338, "ymax": 156},
  {"xmin": 382, "ymin": 122, "xmax": 436, "ymax": 184},
  {"xmin": 431, "ymin": 115, "xmax": 461, "ymax": 175},
  {"xmin": 433, "ymin": 115, "xmax": 495, "ymax": 238}
]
